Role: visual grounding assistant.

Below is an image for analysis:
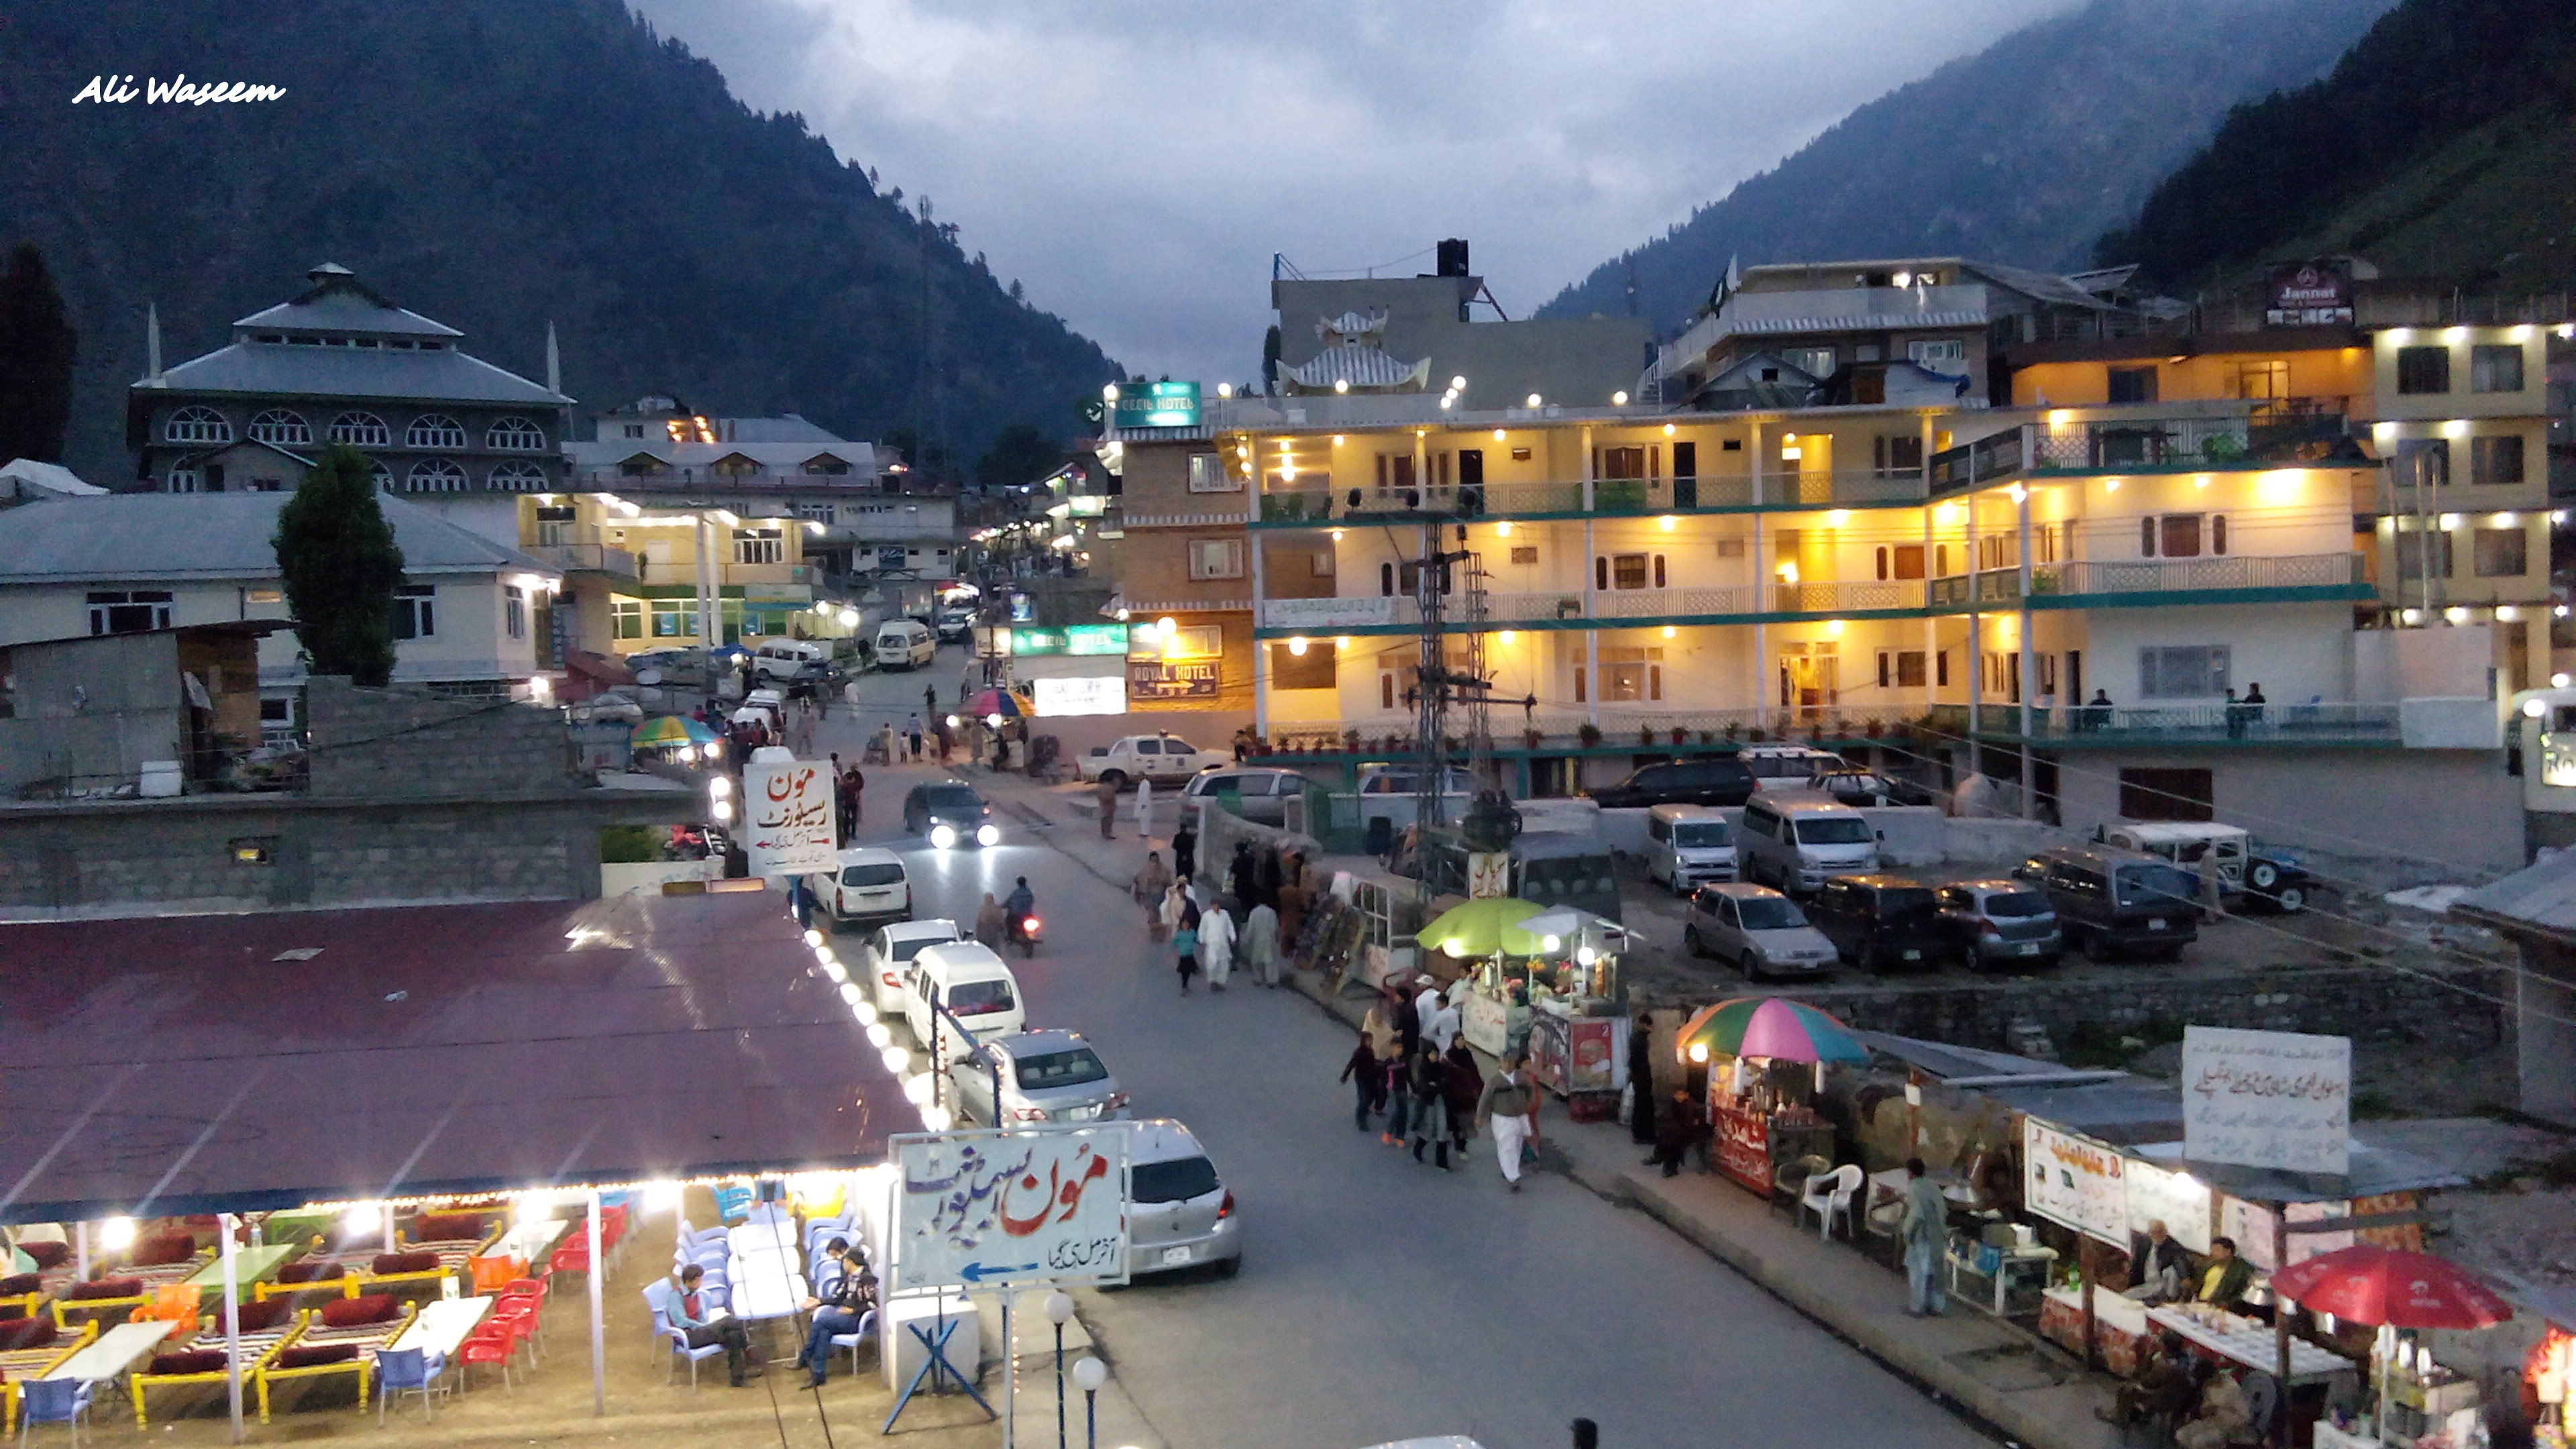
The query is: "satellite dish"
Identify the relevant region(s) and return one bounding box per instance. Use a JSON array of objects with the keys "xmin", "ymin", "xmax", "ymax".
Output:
[{"xmin": 635, "ymin": 667, "xmax": 663, "ymax": 687}]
